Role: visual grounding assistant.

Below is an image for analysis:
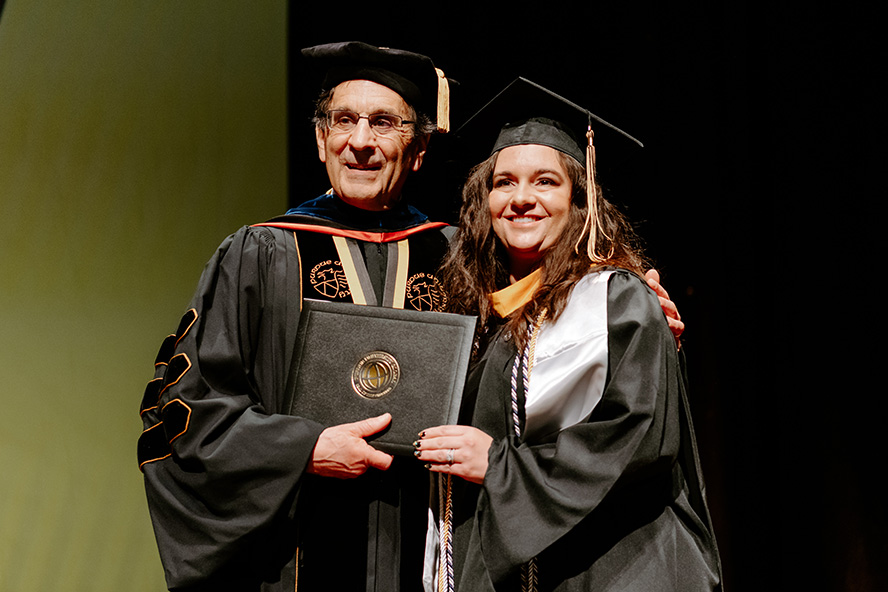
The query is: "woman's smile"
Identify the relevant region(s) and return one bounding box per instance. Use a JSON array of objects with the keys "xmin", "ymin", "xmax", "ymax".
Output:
[{"xmin": 488, "ymin": 144, "xmax": 572, "ymax": 280}]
